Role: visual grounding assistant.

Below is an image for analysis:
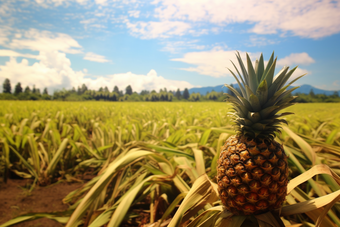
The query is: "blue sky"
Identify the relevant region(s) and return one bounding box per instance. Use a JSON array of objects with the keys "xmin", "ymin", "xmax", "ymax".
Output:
[{"xmin": 0, "ymin": 0, "xmax": 339, "ymax": 93}]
